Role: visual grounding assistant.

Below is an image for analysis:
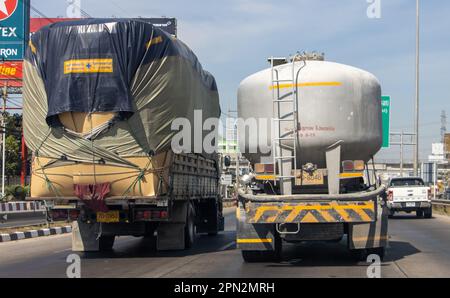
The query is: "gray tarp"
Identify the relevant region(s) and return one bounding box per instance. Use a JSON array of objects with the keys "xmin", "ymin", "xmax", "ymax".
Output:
[{"xmin": 24, "ymin": 19, "xmax": 220, "ymax": 166}]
